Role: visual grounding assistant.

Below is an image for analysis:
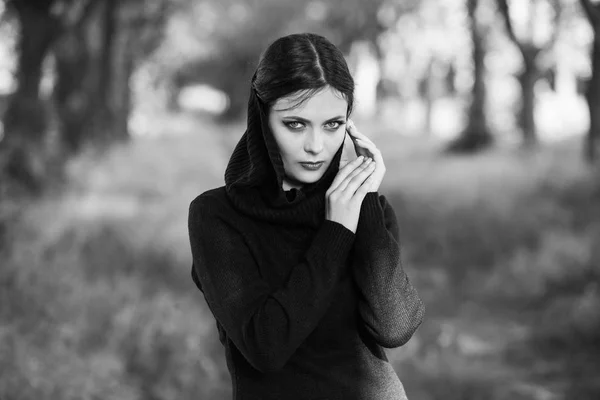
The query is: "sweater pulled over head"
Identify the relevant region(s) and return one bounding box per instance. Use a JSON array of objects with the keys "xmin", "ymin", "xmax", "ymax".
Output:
[{"xmin": 224, "ymin": 86, "xmax": 345, "ymax": 227}]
